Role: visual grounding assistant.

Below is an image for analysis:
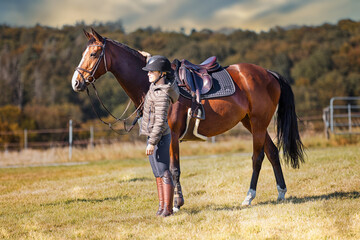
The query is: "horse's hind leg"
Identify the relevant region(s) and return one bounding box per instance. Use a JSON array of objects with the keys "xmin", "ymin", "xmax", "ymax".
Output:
[
  {"xmin": 169, "ymin": 132, "xmax": 184, "ymax": 212},
  {"xmin": 242, "ymin": 116, "xmax": 288, "ymax": 204},
  {"xmin": 264, "ymin": 133, "xmax": 287, "ymax": 201},
  {"xmin": 241, "ymin": 116, "xmax": 266, "ymax": 206}
]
